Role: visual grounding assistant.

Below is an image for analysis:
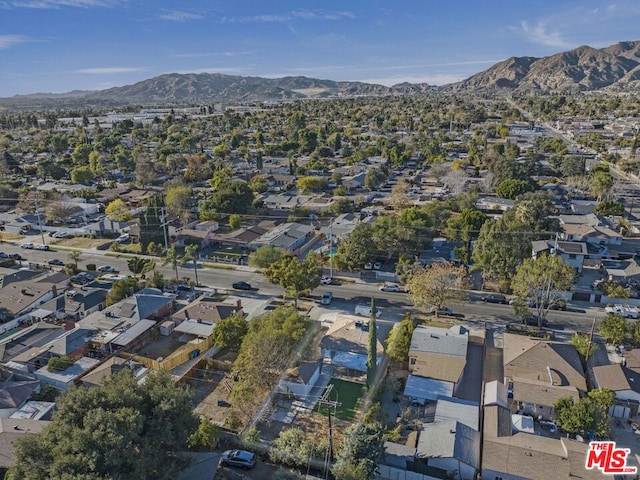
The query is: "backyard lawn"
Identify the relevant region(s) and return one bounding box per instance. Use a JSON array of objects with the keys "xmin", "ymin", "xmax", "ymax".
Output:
[{"xmin": 317, "ymin": 378, "xmax": 365, "ymax": 422}]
